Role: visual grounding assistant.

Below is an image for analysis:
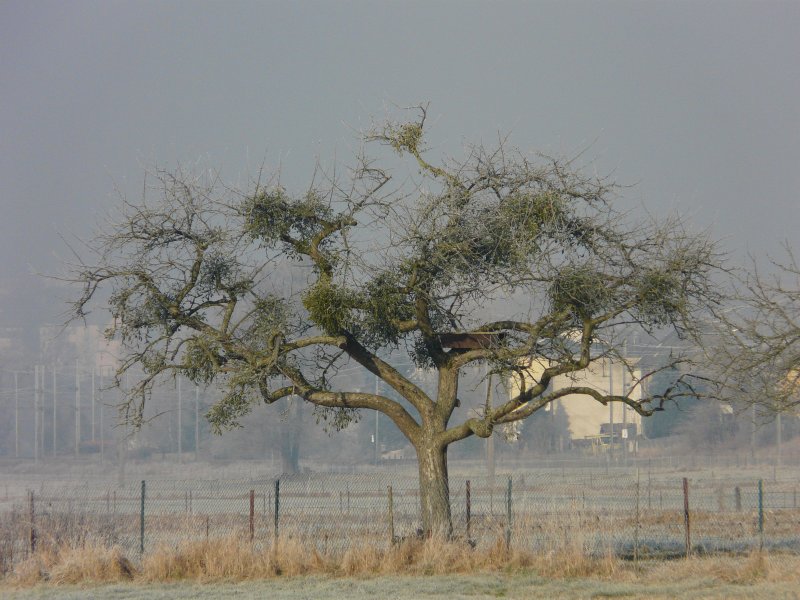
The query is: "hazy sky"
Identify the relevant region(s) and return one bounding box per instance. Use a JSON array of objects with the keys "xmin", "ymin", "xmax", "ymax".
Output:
[{"xmin": 1, "ymin": 0, "xmax": 799, "ymax": 328}]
